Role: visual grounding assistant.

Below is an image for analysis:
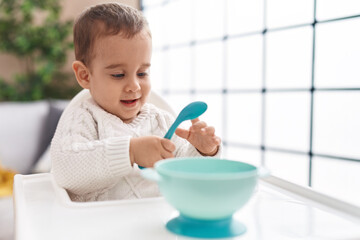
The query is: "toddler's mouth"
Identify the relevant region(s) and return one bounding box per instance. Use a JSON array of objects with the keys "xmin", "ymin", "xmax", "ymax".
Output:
[{"xmin": 121, "ymin": 99, "xmax": 139, "ymax": 105}]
